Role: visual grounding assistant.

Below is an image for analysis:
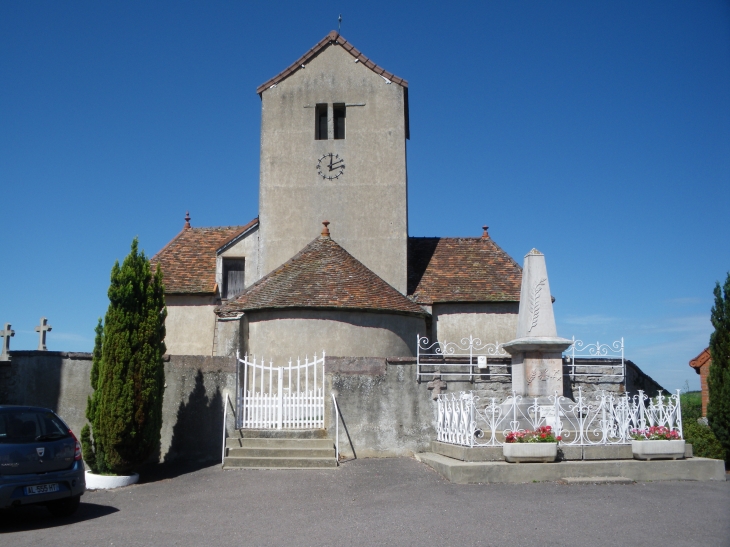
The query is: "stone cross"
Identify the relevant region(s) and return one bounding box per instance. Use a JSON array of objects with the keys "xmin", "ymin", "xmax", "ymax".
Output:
[
  {"xmin": 427, "ymin": 374, "xmax": 447, "ymax": 400},
  {"xmin": 34, "ymin": 317, "xmax": 52, "ymax": 351},
  {"xmin": 1, "ymin": 323, "xmax": 15, "ymax": 361}
]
